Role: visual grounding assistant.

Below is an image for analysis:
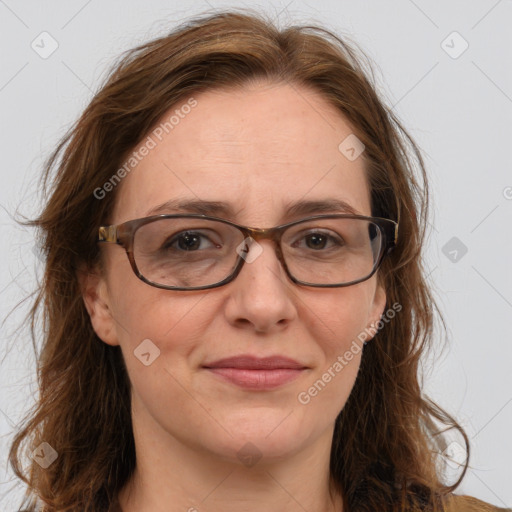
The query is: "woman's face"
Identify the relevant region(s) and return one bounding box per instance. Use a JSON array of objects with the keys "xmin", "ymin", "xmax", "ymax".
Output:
[{"xmin": 85, "ymin": 81, "xmax": 386, "ymax": 466}]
